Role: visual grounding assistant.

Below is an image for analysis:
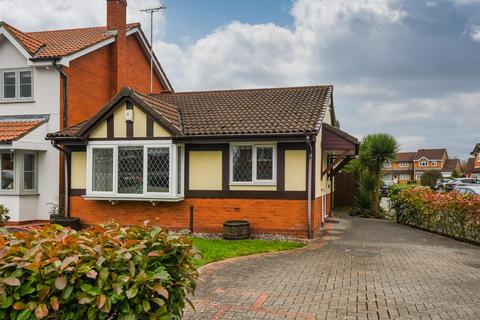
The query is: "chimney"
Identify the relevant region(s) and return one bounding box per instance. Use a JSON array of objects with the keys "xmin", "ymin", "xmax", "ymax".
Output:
[{"xmin": 107, "ymin": 0, "xmax": 127, "ymax": 95}]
